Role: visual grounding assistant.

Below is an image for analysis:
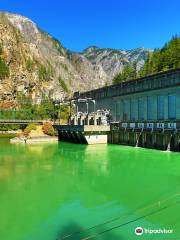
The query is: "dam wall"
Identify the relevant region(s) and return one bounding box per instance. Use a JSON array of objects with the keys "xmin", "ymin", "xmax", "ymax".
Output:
[
  {"xmin": 77, "ymin": 68, "xmax": 180, "ymax": 122},
  {"xmin": 73, "ymin": 68, "xmax": 180, "ymax": 151}
]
